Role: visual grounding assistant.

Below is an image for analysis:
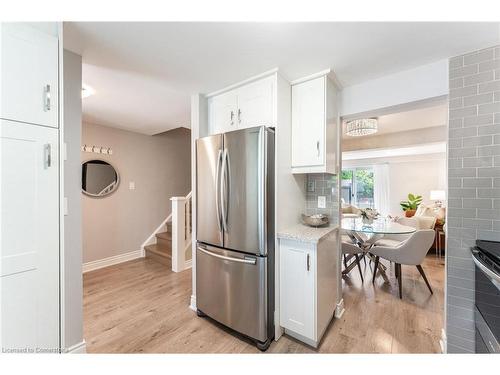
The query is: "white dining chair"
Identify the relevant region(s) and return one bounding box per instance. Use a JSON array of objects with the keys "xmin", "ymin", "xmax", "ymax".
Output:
[
  {"xmin": 341, "ymin": 235, "xmax": 365, "ymax": 282},
  {"xmin": 374, "ymin": 216, "xmax": 436, "ymax": 247},
  {"xmin": 370, "ymin": 229, "xmax": 435, "ymax": 299}
]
